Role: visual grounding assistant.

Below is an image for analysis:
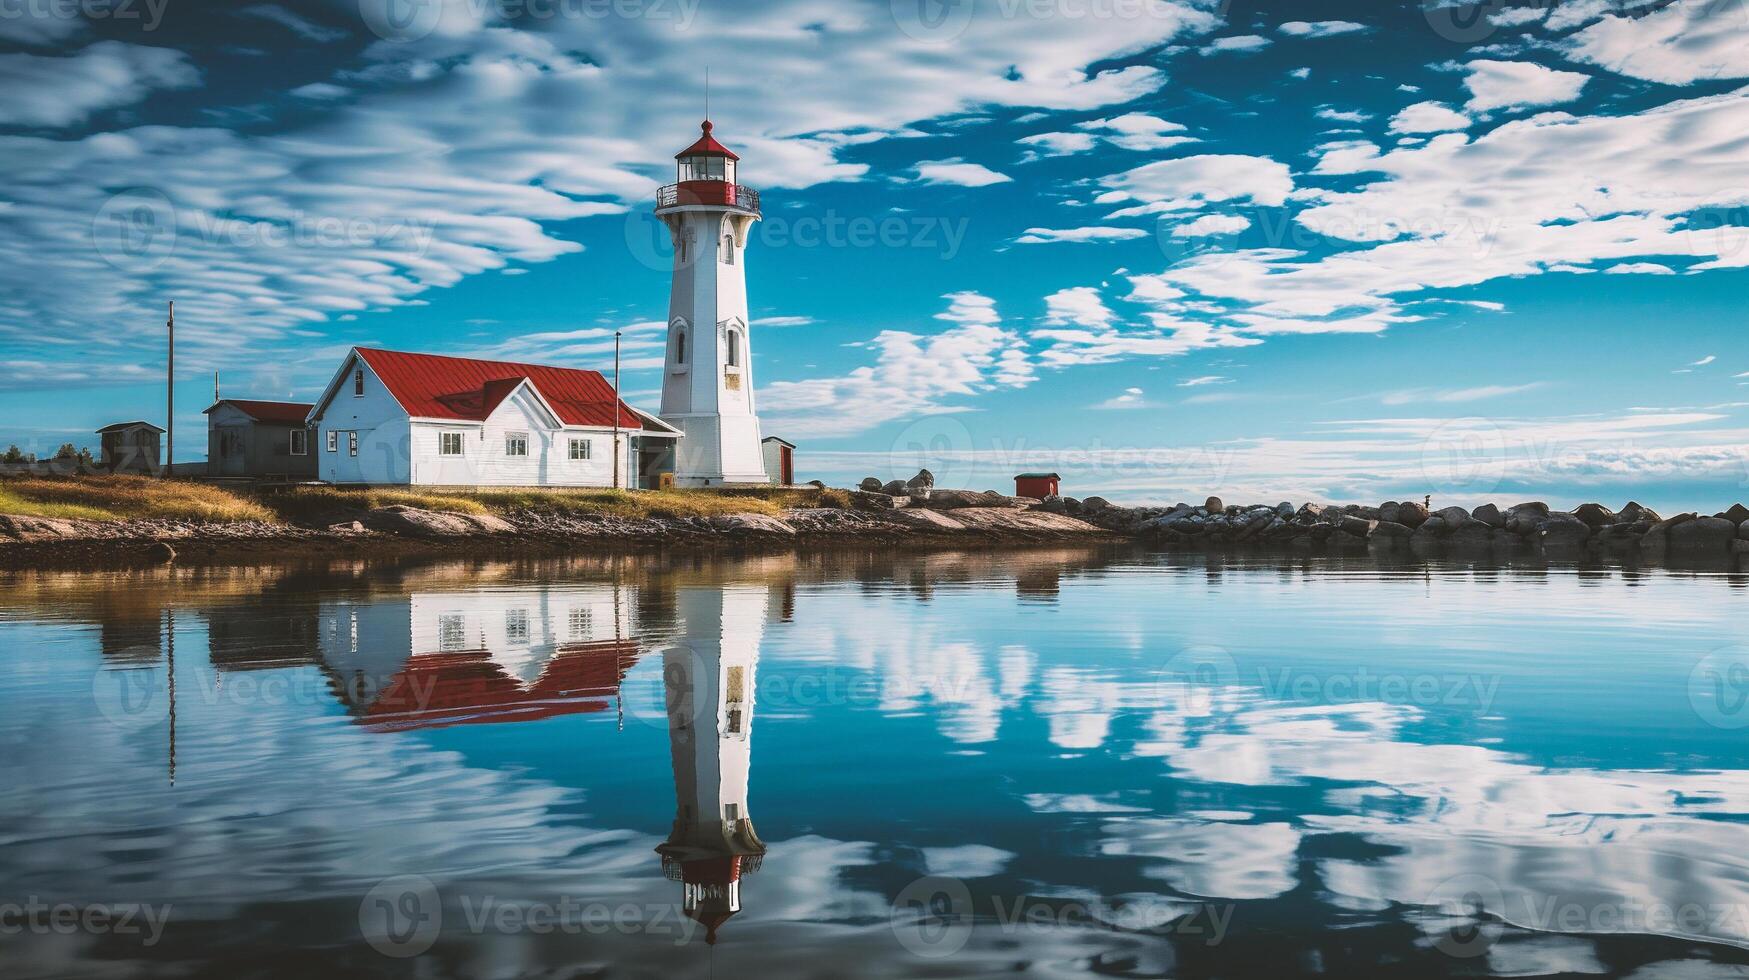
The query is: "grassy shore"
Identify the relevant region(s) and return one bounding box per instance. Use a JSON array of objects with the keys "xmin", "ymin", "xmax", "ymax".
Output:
[{"xmin": 0, "ymin": 475, "xmax": 849, "ymax": 525}]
